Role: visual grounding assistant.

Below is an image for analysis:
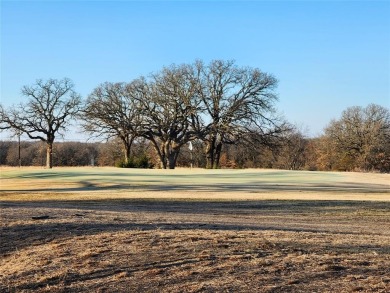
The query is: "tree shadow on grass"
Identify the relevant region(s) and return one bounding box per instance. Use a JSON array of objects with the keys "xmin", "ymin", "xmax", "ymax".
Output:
[
  {"xmin": 1, "ymin": 199, "xmax": 390, "ymax": 256},
  {"xmin": 2, "ymin": 169, "xmax": 389, "ymax": 194},
  {"xmin": 2, "ymin": 220, "xmax": 390, "ymax": 256},
  {"xmin": 2, "ymin": 198, "xmax": 390, "ymax": 213},
  {"xmin": 1, "ymin": 180, "xmax": 389, "ymax": 193}
]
